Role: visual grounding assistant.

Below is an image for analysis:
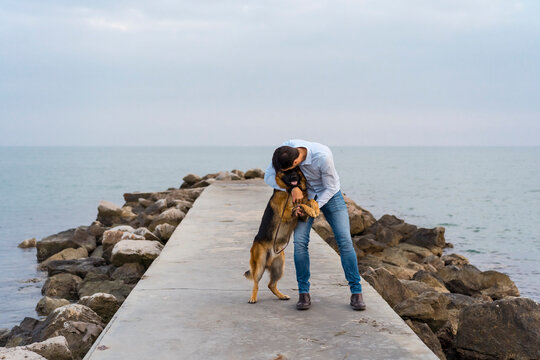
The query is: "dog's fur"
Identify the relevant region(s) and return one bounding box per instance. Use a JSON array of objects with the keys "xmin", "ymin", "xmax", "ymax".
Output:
[{"xmin": 244, "ymin": 167, "xmax": 320, "ymax": 303}]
